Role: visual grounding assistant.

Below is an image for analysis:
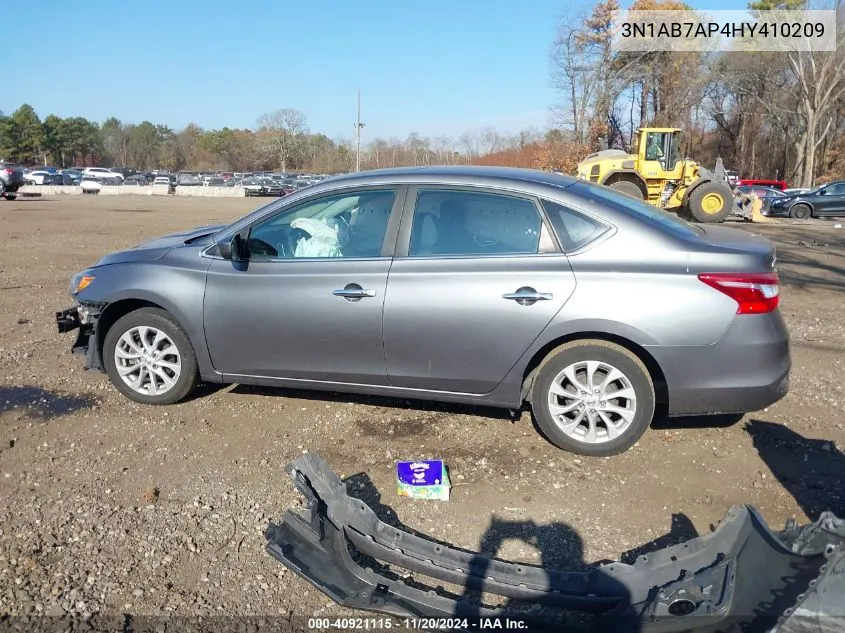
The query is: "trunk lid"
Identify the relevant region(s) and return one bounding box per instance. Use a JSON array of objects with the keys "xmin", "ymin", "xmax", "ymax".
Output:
[{"xmin": 690, "ymin": 225, "xmax": 777, "ymax": 272}]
